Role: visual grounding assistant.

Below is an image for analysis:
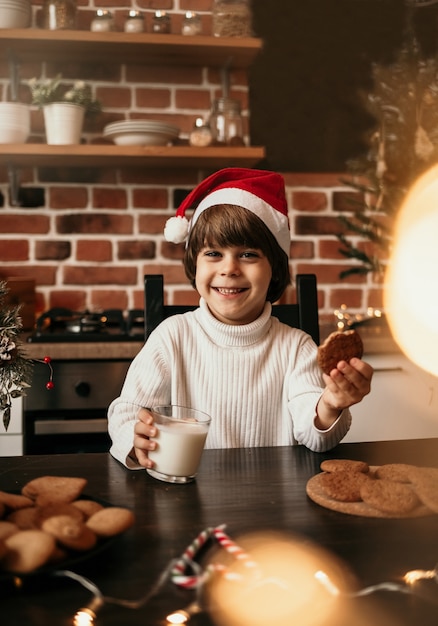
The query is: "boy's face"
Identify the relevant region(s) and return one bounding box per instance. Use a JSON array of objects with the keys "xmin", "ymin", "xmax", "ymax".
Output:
[{"xmin": 195, "ymin": 245, "xmax": 272, "ymax": 325}]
